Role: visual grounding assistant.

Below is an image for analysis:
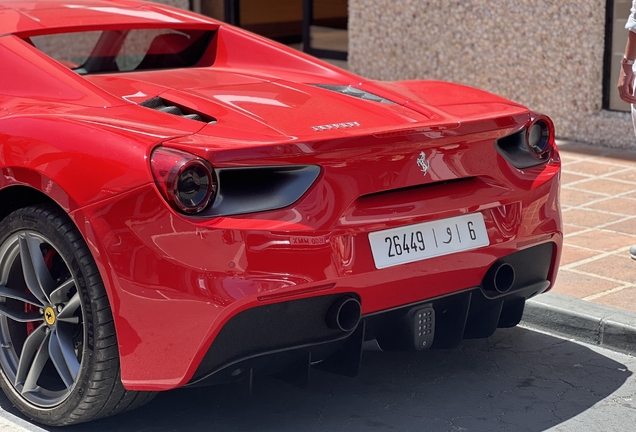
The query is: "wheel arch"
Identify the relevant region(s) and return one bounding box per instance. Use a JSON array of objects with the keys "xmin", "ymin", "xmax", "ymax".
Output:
[
  {"xmin": 0, "ymin": 181, "xmax": 126, "ymax": 374},
  {"xmin": 0, "ymin": 177, "xmax": 121, "ymax": 340},
  {"xmin": 0, "ymin": 164, "xmax": 82, "ymax": 220},
  {"xmin": 0, "ymin": 169, "xmax": 153, "ymax": 387},
  {"xmin": 0, "ymin": 182, "xmax": 76, "ymax": 227}
]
